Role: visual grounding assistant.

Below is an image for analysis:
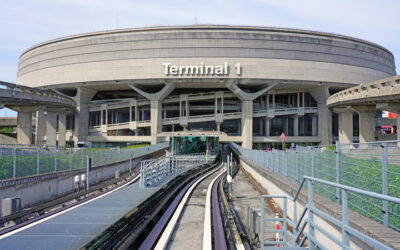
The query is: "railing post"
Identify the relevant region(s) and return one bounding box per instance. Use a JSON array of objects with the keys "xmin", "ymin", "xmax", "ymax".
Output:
[
  {"xmin": 81, "ymin": 149, "xmax": 84, "ymax": 168},
  {"xmin": 342, "ymin": 189, "xmax": 350, "ymax": 248},
  {"xmin": 37, "ymin": 147, "xmax": 40, "ymax": 175},
  {"xmin": 130, "ymin": 152, "xmax": 132, "ymax": 173},
  {"xmin": 382, "ymin": 142, "xmax": 389, "ymax": 227},
  {"xmin": 91, "ymin": 148, "xmax": 94, "ymax": 166},
  {"xmin": 285, "ymin": 150, "xmax": 288, "ymax": 179},
  {"xmin": 86, "ymin": 155, "xmax": 90, "ymax": 190},
  {"xmin": 261, "ymin": 196, "xmax": 265, "ymax": 249},
  {"xmin": 335, "ymin": 141, "xmax": 340, "ymax": 204},
  {"xmin": 13, "ymin": 147, "xmax": 16, "ymax": 179},
  {"xmin": 308, "ymin": 179, "xmax": 315, "ymax": 249},
  {"xmin": 69, "ymin": 148, "xmax": 72, "ymax": 170},
  {"xmin": 293, "ymin": 201, "xmax": 298, "ymax": 246},
  {"xmin": 296, "ymin": 145, "xmax": 299, "ymax": 184},
  {"xmin": 55, "ymin": 149, "xmax": 58, "ymax": 172},
  {"xmin": 283, "ymin": 197, "xmax": 287, "ymax": 246},
  {"xmin": 311, "ymin": 148, "xmax": 315, "ymax": 178}
]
